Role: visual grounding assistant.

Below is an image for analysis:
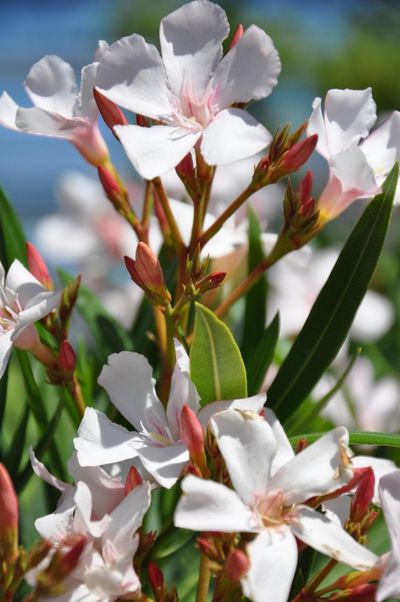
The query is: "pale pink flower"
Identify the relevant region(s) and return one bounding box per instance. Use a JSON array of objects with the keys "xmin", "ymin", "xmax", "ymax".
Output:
[
  {"xmin": 74, "ymin": 340, "xmax": 265, "ymax": 488},
  {"xmin": 96, "ymin": 0, "xmax": 281, "ymax": 179},
  {"xmin": 376, "ymin": 470, "xmax": 400, "ymax": 602},
  {"xmin": 0, "ymin": 55, "xmax": 108, "ymax": 165},
  {"xmin": 307, "ymin": 88, "xmax": 400, "ymax": 220},
  {"xmin": 175, "ymin": 410, "xmax": 377, "ymax": 602},
  {"xmin": 0, "ymin": 260, "xmax": 60, "ymax": 379}
]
